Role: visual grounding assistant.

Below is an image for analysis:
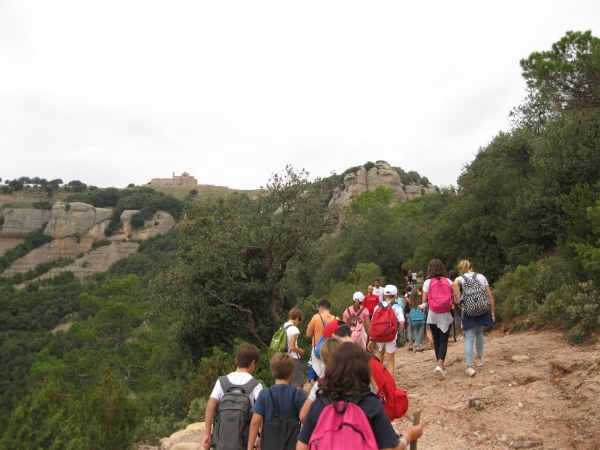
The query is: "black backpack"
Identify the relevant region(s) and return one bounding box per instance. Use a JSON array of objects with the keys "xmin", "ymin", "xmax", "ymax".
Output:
[
  {"xmin": 211, "ymin": 376, "xmax": 260, "ymax": 450},
  {"xmin": 261, "ymin": 386, "xmax": 301, "ymax": 450}
]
